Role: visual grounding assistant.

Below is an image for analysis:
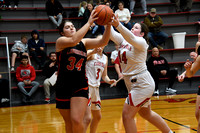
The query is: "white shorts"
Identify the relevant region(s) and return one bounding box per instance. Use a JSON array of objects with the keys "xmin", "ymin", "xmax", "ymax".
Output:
[
  {"xmin": 88, "ymin": 86, "xmax": 101, "ymax": 110},
  {"xmin": 124, "ymin": 70, "xmax": 155, "ymax": 108}
]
